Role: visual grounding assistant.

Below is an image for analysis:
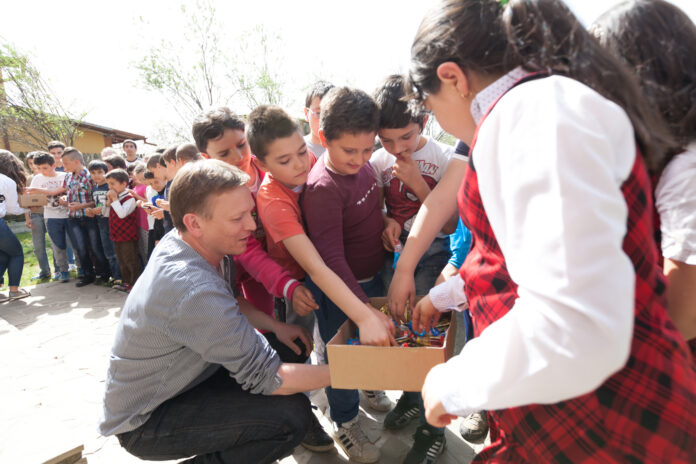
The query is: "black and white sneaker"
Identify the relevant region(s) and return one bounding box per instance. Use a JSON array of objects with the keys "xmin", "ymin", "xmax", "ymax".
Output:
[
  {"xmin": 384, "ymin": 392, "xmax": 420, "ymax": 430},
  {"xmin": 403, "ymin": 426, "xmax": 446, "ymax": 464},
  {"xmin": 332, "ymin": 416, "xmax": 380, "ymax": 463},
  {"xmin": 459, "ymin": 410, "xmax": 489, "ymax": 444}
]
